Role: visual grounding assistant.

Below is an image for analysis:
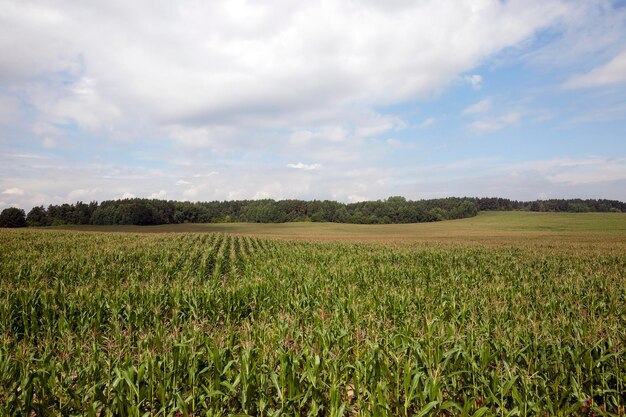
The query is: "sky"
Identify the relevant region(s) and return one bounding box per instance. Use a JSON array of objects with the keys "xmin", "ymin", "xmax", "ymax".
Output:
[{"xmin": 1, "ymin": 0, "xmax": 626, "ymax": 211}]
